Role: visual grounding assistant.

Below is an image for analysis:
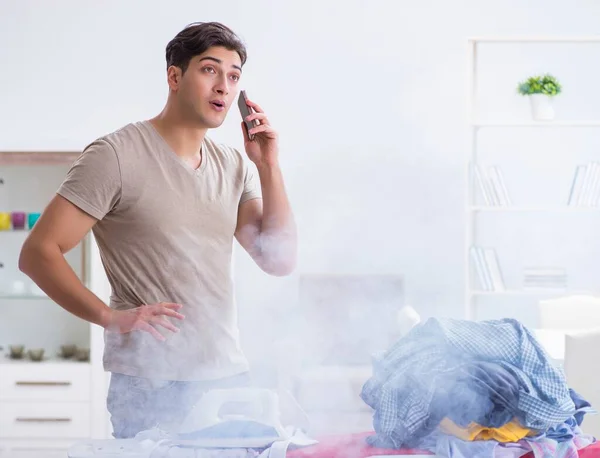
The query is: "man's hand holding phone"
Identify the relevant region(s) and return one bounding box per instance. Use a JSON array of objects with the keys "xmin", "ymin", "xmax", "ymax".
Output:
[{"xmin": 238, "ymin": 90, "xmax": 280, "ymax": 168}]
